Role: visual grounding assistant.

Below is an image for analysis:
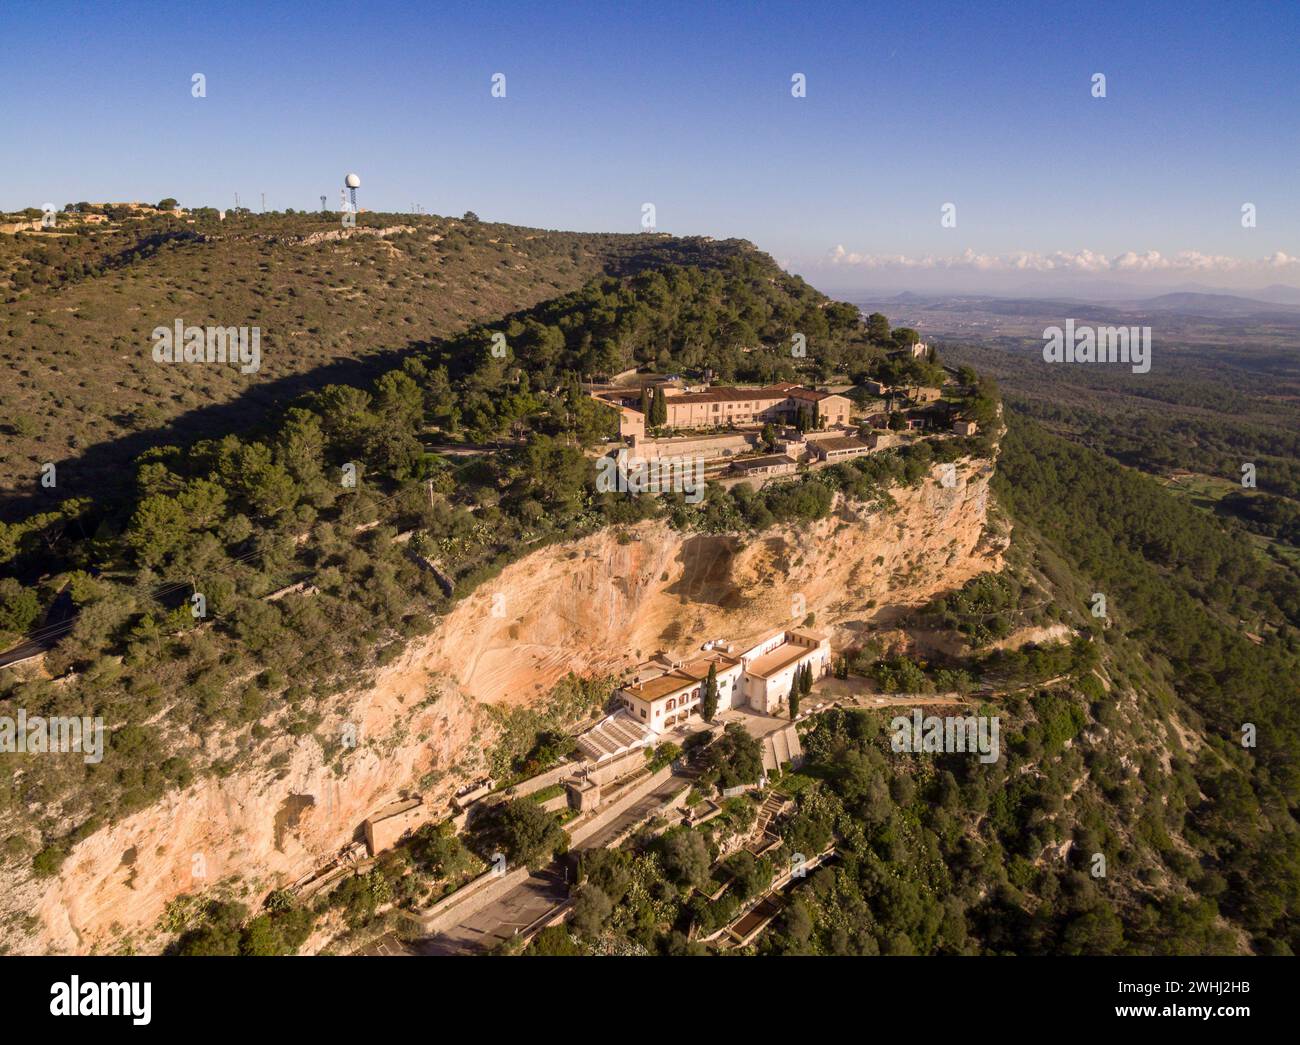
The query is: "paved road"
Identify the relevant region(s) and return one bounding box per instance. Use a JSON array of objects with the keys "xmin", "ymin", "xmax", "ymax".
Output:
[
  {"xmin": 0, "ymin": 588, "xmax": 74, "ymax": 669},
  {"xmin": 416, "ymin": 772, "xmax": 687, "ymax": 954},
  {"xmin": 578, "ymin": 773, "xmax": 685, "ymax": 850}
]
